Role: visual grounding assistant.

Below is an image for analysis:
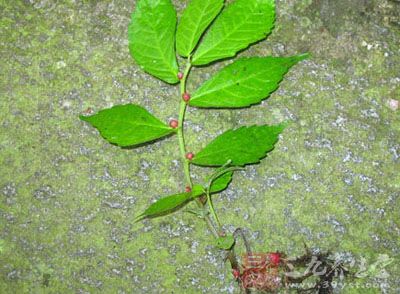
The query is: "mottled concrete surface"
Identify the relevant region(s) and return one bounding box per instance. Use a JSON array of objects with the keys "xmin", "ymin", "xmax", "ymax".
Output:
[{"xmin": 1, "ymin": 0, "xmax": 399, "ymax": 293}]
